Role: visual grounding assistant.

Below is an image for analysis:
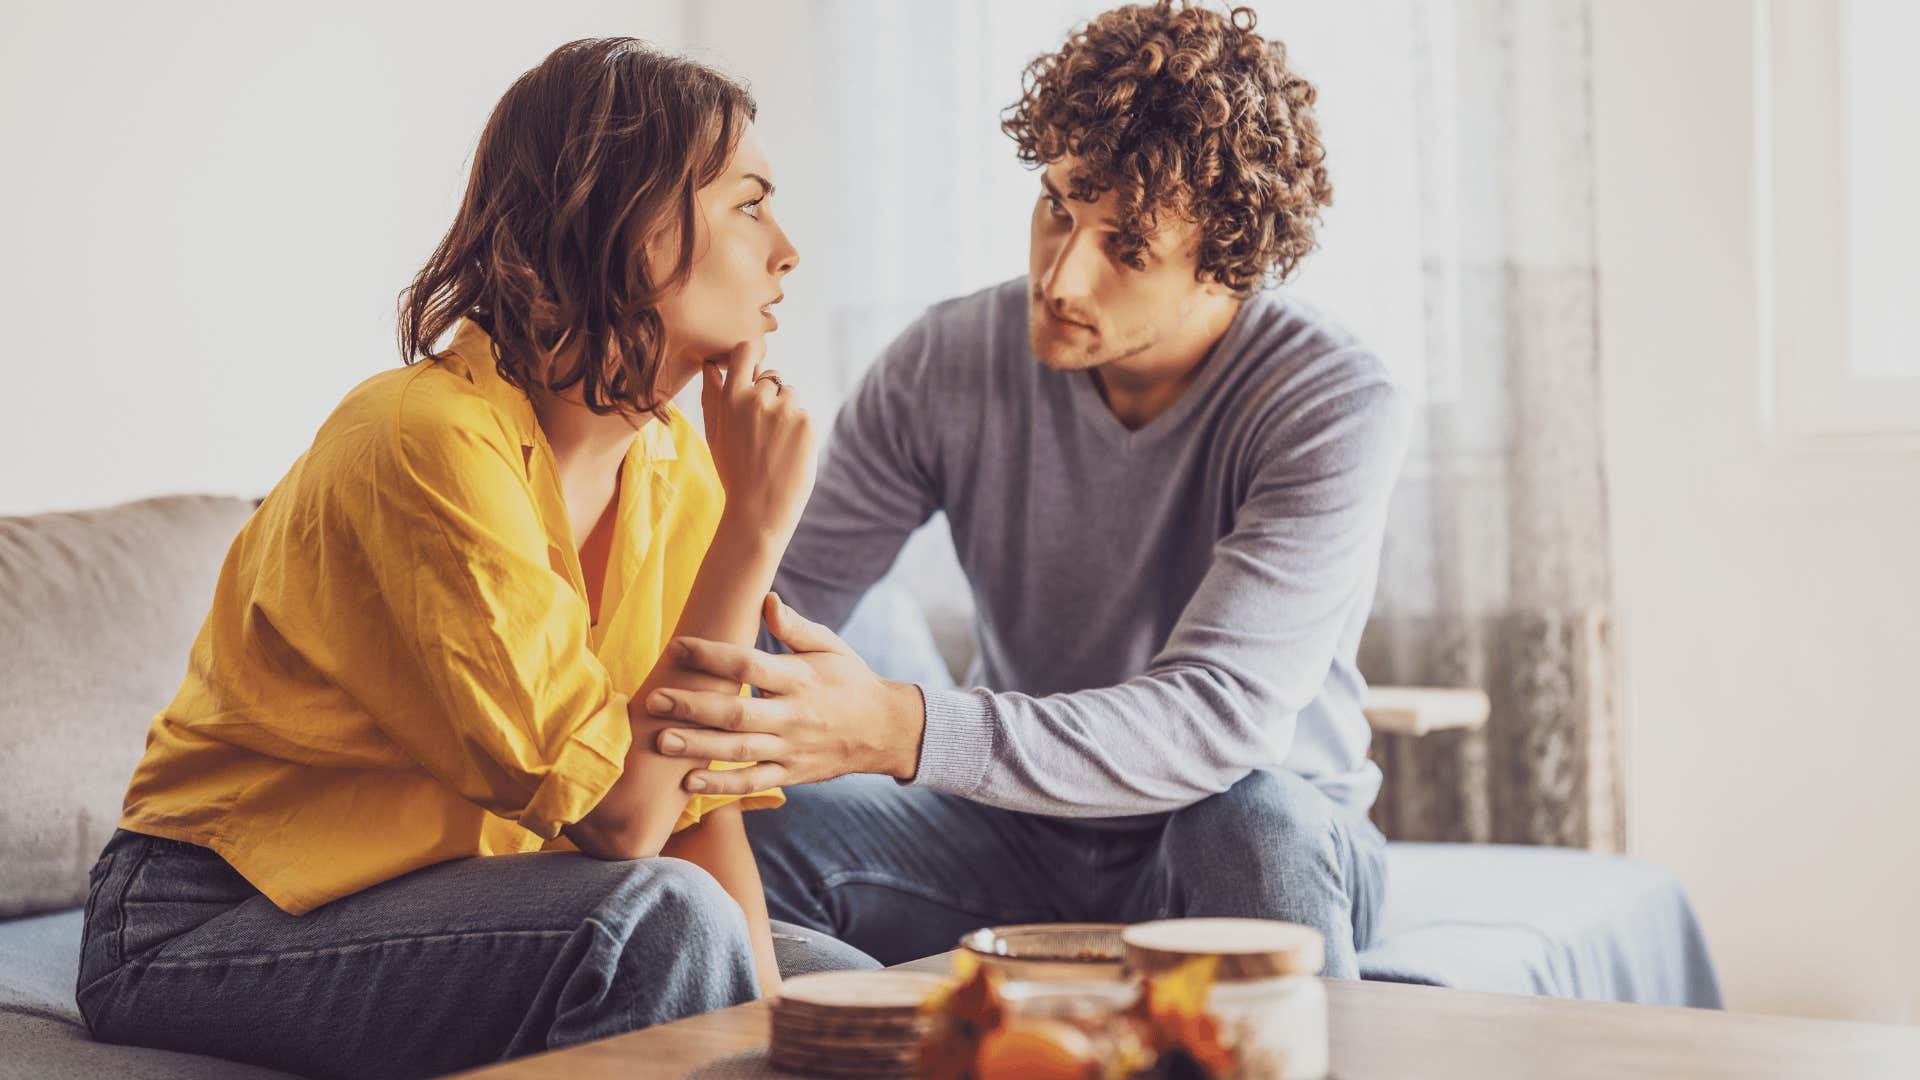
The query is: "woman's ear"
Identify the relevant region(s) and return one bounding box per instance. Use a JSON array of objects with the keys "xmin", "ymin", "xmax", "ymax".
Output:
[
  {"xmin": 637, "ymin": 198, "xmax": 711, "ymax": 291},
  {"xmin": 635, "ymin": 215, "xmax": 680, "ymax": 289}
]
